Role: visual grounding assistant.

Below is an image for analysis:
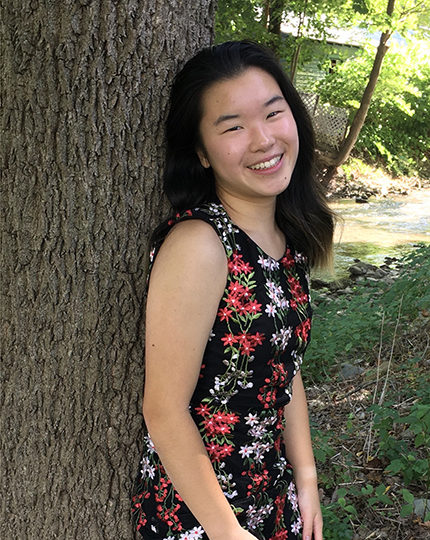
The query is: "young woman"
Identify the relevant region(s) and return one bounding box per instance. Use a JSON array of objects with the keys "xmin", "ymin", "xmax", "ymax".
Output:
[{"xmin": 132, "ymin": 41, "xmax": 334, "ymax": 540}]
